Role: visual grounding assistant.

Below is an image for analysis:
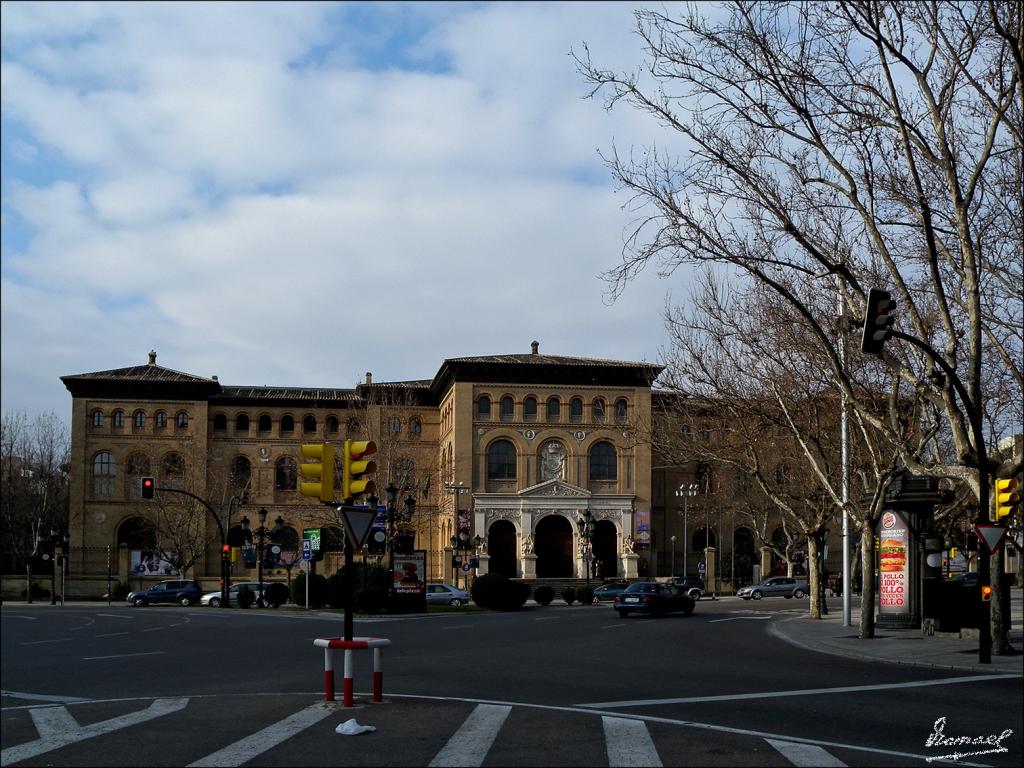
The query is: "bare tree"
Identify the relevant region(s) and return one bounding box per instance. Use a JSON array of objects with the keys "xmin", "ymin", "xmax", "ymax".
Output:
[{"xmin": 577, "ymin": 0, "xmax": 1022, "ymax": 652}]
